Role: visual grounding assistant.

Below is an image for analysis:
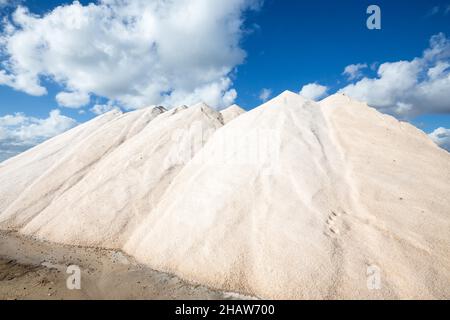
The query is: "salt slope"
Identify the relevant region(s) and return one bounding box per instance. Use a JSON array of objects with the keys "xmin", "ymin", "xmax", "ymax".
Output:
[
  {"xmin": 0, "ymin": 110, "xmax": 123, "ymax": 214},
  {"xmin": 1, "ymin": 103, "xmax": 224, "ymax": 248},
  {"xmin": 0, "ymin": 107, "xmax": 163, "ymax": 229},
  {"xmin": 126, "ymin": 91, "xmax": 450, "ymax": 299},
  {"xmin": 320, "ymin": 93, "xmax": 450, "ymax": 298},
  {"xmin": 220, "ymin": 104, "xmax": 245, "ymax": 124}
]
